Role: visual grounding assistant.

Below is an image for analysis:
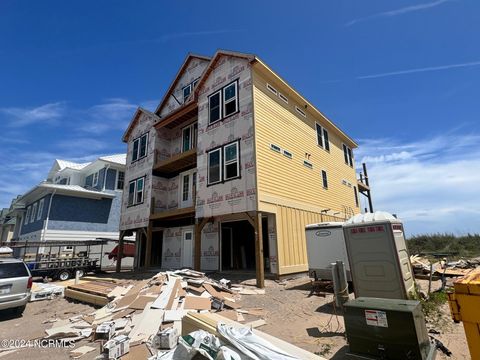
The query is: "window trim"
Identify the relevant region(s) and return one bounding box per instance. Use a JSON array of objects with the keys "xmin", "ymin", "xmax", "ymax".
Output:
[
  {"xmin": 343, "ymin": 143, "xmax": 354, "ymax": 167},
  {"xmin": 92, "ymin": 172, "xmax": 99, "ymax": 187},
  {"xmin": 25, "ymin": 206, "xmax": 31, "ymax": 225},
  {"xmin": 207, "ymin": 140, "xmax": 241, "ymax": 186},
  {"xmin": 127, "ymin": 176, "xmax": 146, "ymax": 207},
  {"xmin": 223, "ymin": 141, "xmax": 240, "ymax": 181},
  {"xmin": 116, "ymin": 171, "xmax": 125, "ymax": 190},
  {"xmin": 182, "ymin": 122, "xmax": 197, "ymax": 153},
  {"xmin": 295, "ymin": 106, "xmax": 306, "ymax": 118},
  {"xmin": 282, "ymin": 149, "xmax": 293, "ymax": 159},
  {"xmin": 303, "ymin": 160, "xmax": 313, "ymax": 169},
  {"xmin": 131, "ymin": 132, "xmax": 149, "ymax": 163},
  {"xmin": 270, "ymin": 144, "xmax": 281, "ymax": 153},
  {"xmin": 31, "ymin": 202, "xmax": 37, "ymax": 223},
  {"xmin": 278, "ymin": 92, "xmax": 288, "ymax": 103},
  {"xmin": 37, "ymin": 198, "xmax": 44, "ymax": 220},
  {"xmin": 207, "ymin": 79, "xmax": 239, "ymax": 126},
  {"xmin": 182, "ymin": 83, "xmax": 192, "ymax": 103},
  {"xmin": 315, "ymin": 123, "xmax": 330, "ymax": 151},
  {"xmin": 321, "ymin": 170, "xmax": 328, "ymax": 189},
  {"xmin": 266, "ymin": 83, "xmax": 278, "ymax": 95}
]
